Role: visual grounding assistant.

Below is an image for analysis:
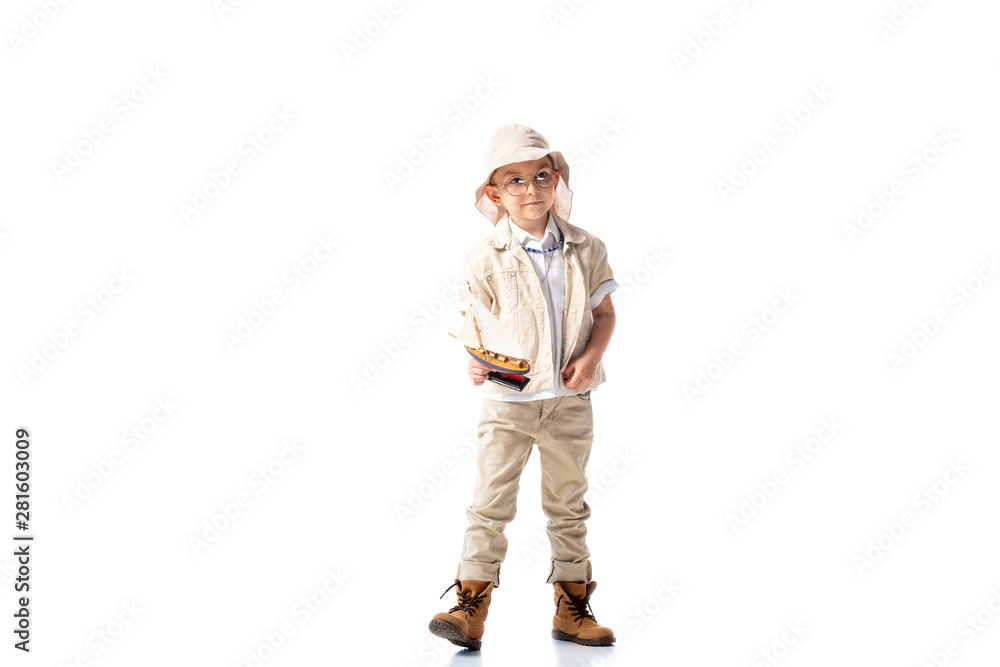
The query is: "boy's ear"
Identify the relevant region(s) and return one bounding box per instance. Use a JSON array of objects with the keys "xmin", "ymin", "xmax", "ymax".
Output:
[{"xmin": 484, "ymin": 184, "xmax": 502, "ymax": 205}]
